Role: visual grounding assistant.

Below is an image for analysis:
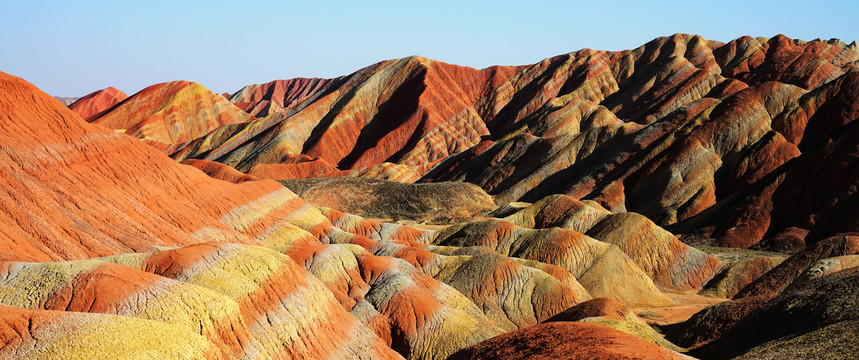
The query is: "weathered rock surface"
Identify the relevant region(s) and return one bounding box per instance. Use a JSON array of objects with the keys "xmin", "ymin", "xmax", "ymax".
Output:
[
  {"xmin": 447, "ymin": 322, "xmax": 693, "ymax": 360},
  {"xmin": 281, "ymin": 177, "xmax": 496, "ymax": 222},
  {"xmin": 700, "ymin": 256, "xmax": 785, "ymax": 298},
  {"xmin": 4, "ymin": 33, "xmax": 859, "ymax": 359},
  {"xmin": 68, "ymin": 86, "xmax": 128, "ymax": 121},
  {"xmin": 90, "ymin": 80, "xmax": 253, "ymax": 150},
  {"xmin": 0, "ymin": 305, "xmax": 220, "ymax": 359},
  {"xmin": 689, "ymin": 268, "xmax": 859, "ymax": 359},
  {"xmin": 430, "ymin": 219, "xmax": 673, "ymax": 307},
  {"xmin": 734, "ymin": 235, "xmax": 859, "ymax": 298}
]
